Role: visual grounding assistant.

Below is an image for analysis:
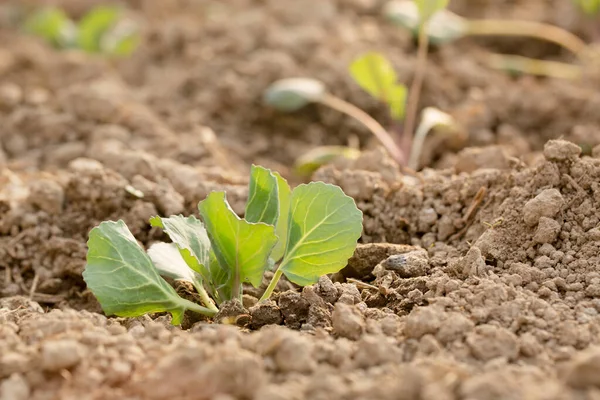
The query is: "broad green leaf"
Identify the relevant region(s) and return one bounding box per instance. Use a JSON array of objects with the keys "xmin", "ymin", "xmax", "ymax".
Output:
[
  {"xmin": 294, "ymin": 146, "xmax": 361, "ymax": 177},
  {"xmin": 349, "ymin": 52, "xmax": 407, "ymax": 120},
  {"xmin": 77, "ymin": 5, "xmax": 121, "ymax": 53},
  {"xmin": 279, "ymin": 182, "xmax": 363, "ymax": 286},
  {"xmin": 414, "ymin": 0, "xmax": 449, "ymax": 23},
  {"xmin": 264, "ymin": 78, "xmax": 326, "ymax": 112},
  {"xmin": 83, "ymin": 220, "xmax": 200, "ymax": 325},
  {"xmin": 24, "ymin": 7, "xmax": 76, "ymax": 48},
  {"xmin": 198, "ymin": 192, "xmax": 278, "ymax": 291},
  {"xmin": 147, "ymin": 242, "xmax": 200, "ymax": 284},
  {"xmin": 245, "ymin": 165, "xmax": 279, "ymax": 226},
  {"xmin": 349, "ymin": 52, "xmax": 397, "ymax": 103},
  {"xmin": 270, "ymin": 172, "xmax": 292, "ymax": 262},
  {"xmin": 149, "ymin": 215, "xmax": 211, "ymax": 278}
]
